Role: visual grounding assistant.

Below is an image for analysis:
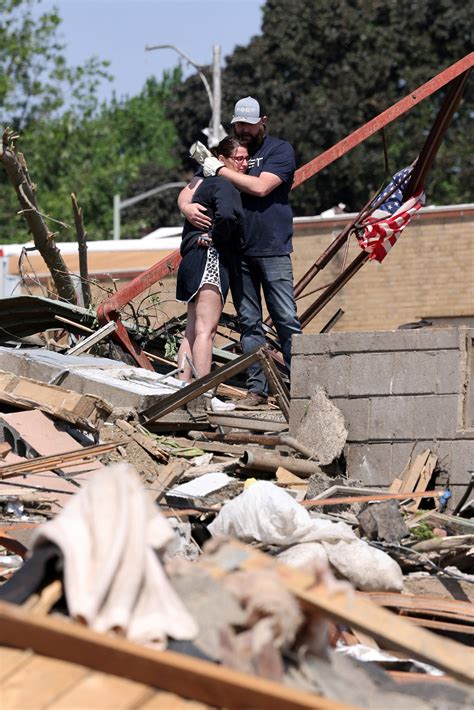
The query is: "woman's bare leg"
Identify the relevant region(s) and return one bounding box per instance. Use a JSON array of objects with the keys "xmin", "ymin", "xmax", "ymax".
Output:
[
  {"xmin": 177, "ymin": 303, "xmax": 196, "ymax": 382},
  {"xmin": 192, "ymin": 285, "xmax": 222, "ymax": 378}
]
